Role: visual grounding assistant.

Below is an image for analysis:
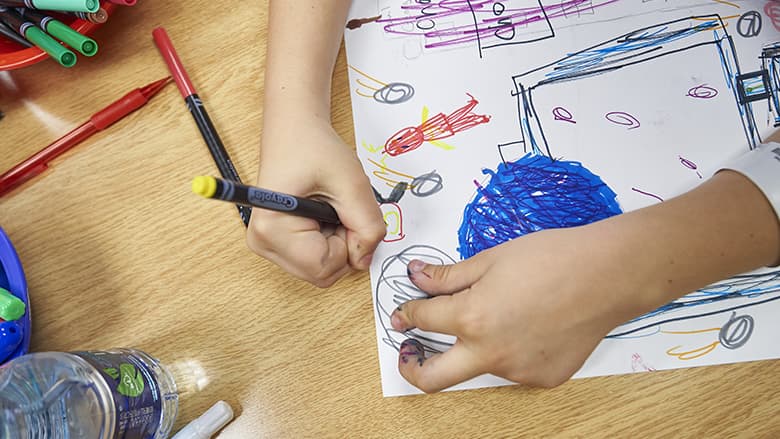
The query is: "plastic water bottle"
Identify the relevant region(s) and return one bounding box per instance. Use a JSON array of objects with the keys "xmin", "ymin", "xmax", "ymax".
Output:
[{"xmin": 0, "ymin": 348, "xmax": 178, "ymax": 438}]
